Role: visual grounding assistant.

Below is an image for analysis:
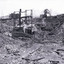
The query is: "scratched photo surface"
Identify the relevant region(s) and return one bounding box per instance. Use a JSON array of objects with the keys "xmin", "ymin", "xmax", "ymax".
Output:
[{"xmin": 0, "ymin": 0, "xmax": 64, "ymax": 64}]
